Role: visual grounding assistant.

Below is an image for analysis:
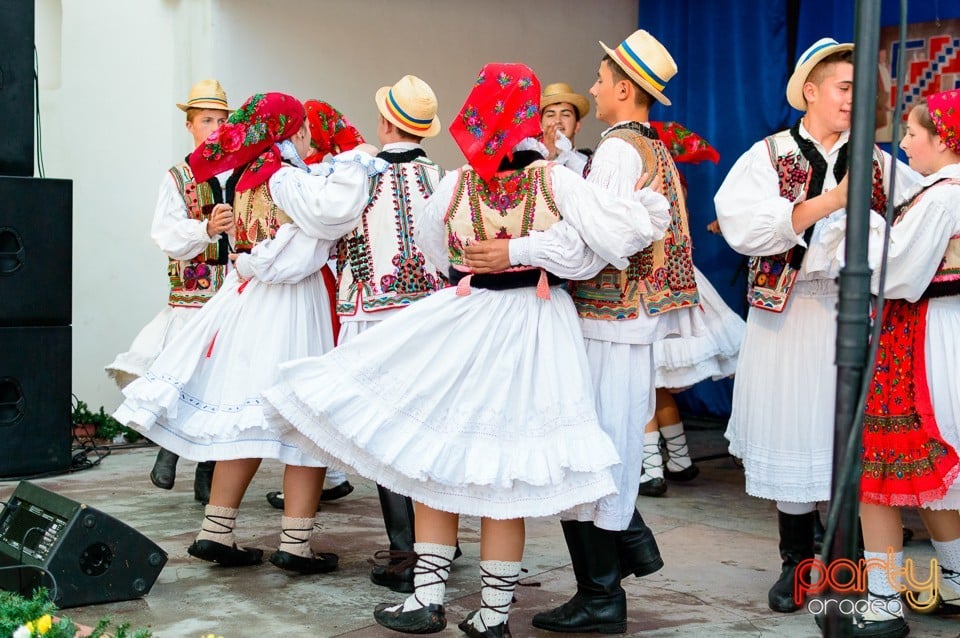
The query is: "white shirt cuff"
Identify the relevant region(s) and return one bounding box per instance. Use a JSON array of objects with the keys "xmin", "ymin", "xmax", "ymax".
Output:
[{"xmin": 508, "ymin": 237, "xmax": 531, "ymax": 266}]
